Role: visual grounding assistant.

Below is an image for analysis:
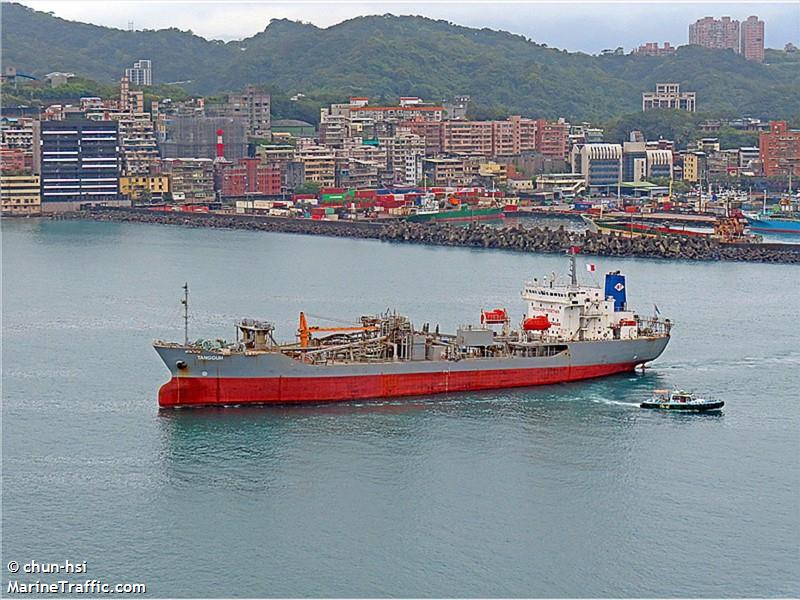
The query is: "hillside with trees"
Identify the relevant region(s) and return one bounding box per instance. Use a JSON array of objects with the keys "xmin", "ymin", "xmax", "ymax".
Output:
[{"xmin": 2, "ymin": 2, "xmax": 799, "ymax": 121}]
